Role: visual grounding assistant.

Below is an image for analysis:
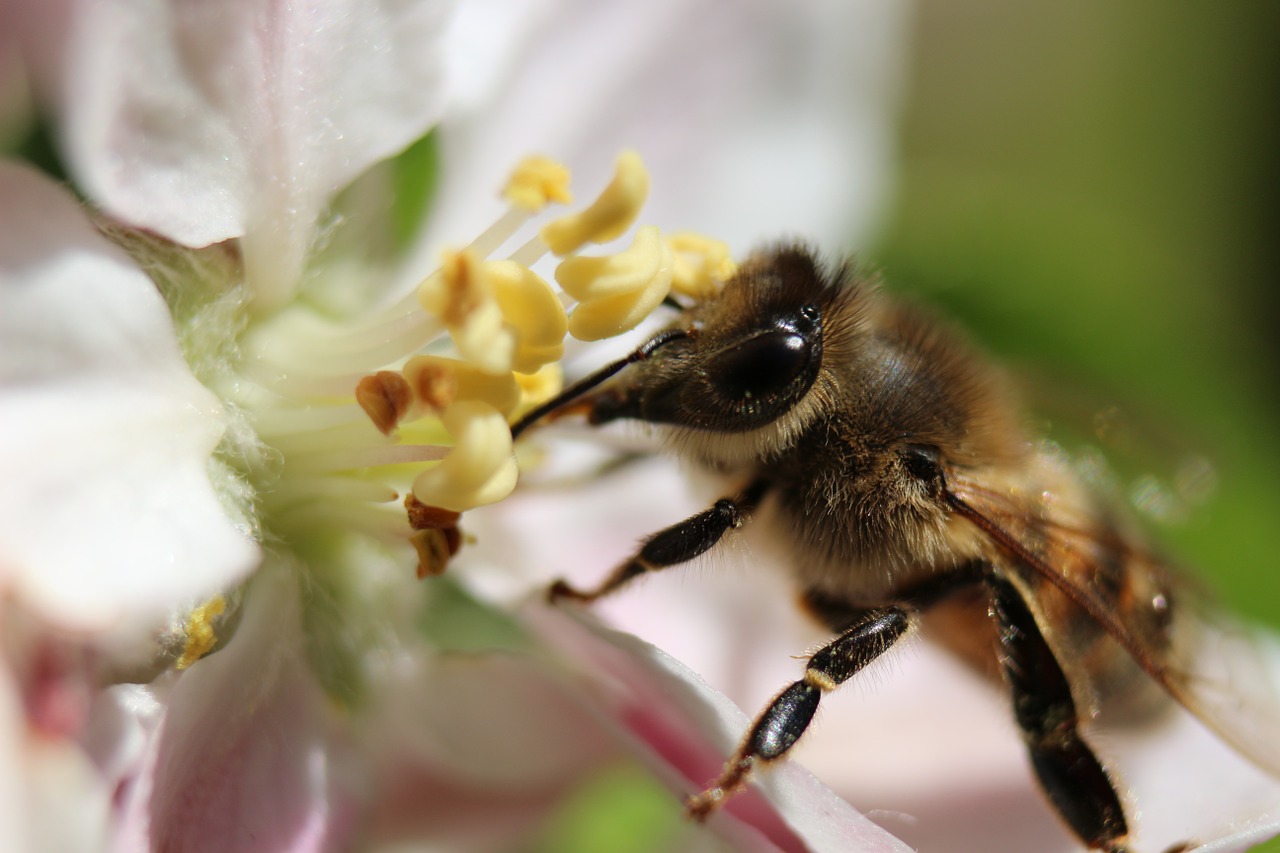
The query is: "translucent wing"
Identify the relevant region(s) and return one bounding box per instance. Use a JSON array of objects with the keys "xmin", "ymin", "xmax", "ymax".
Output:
[{"xmin": 947, "ymin": 470, "xmax": 1280, "ymax": 778}]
